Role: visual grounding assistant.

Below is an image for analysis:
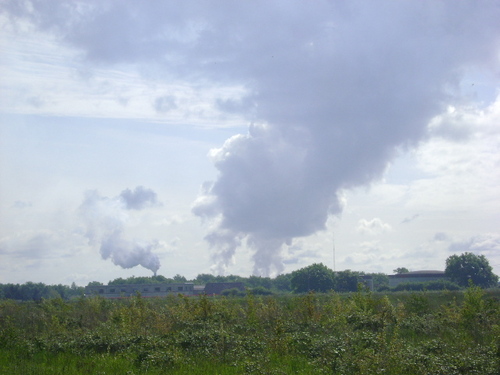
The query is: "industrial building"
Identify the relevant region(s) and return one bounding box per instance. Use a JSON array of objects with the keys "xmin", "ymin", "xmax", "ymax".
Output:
[
  {"xmin": 388, "ymin": 270, "xmax": 447, "ymax": 288},
  {"xmin": 361, "ymin": 270, "xmax": 448, "ymax": 291}
]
